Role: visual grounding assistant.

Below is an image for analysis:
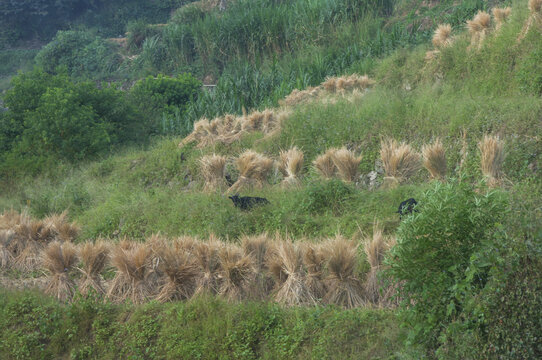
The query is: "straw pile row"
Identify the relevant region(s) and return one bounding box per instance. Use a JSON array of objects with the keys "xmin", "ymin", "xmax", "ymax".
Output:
[
  {"xmin": 180, "ymin": 109, "xmax": 289, "ymax": 148},
  {"xmin": 0, "ymin": 218, "xmax": 397, "ymax": 308},
  {"xmin": 200, "ymin": 135, "xmax": 504, "ymax": 192},
  {"xmin": 426, "ymin": 5, "xmax": 515, "ymax": 60},
  {"xmin": 280, "ymin": 74, "xmax": 375, "ymax": 107}
]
